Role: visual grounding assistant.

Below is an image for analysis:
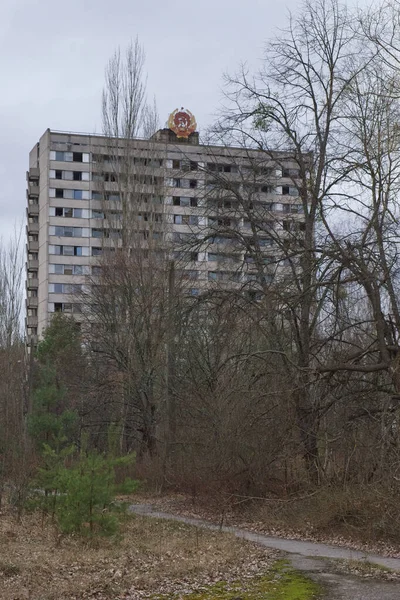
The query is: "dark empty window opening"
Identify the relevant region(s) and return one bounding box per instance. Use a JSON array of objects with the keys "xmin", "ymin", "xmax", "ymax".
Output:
[
  {"xmin": 55, "ymin": 189, "xmax": 63, "ymax": 198},
  {"xmin": 73, "ymin": 152, "xmax": 83, "ymax": 162},
  {"xmin": 73, "ymin": 171, "xmax": 82, "ymax": 181}
]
